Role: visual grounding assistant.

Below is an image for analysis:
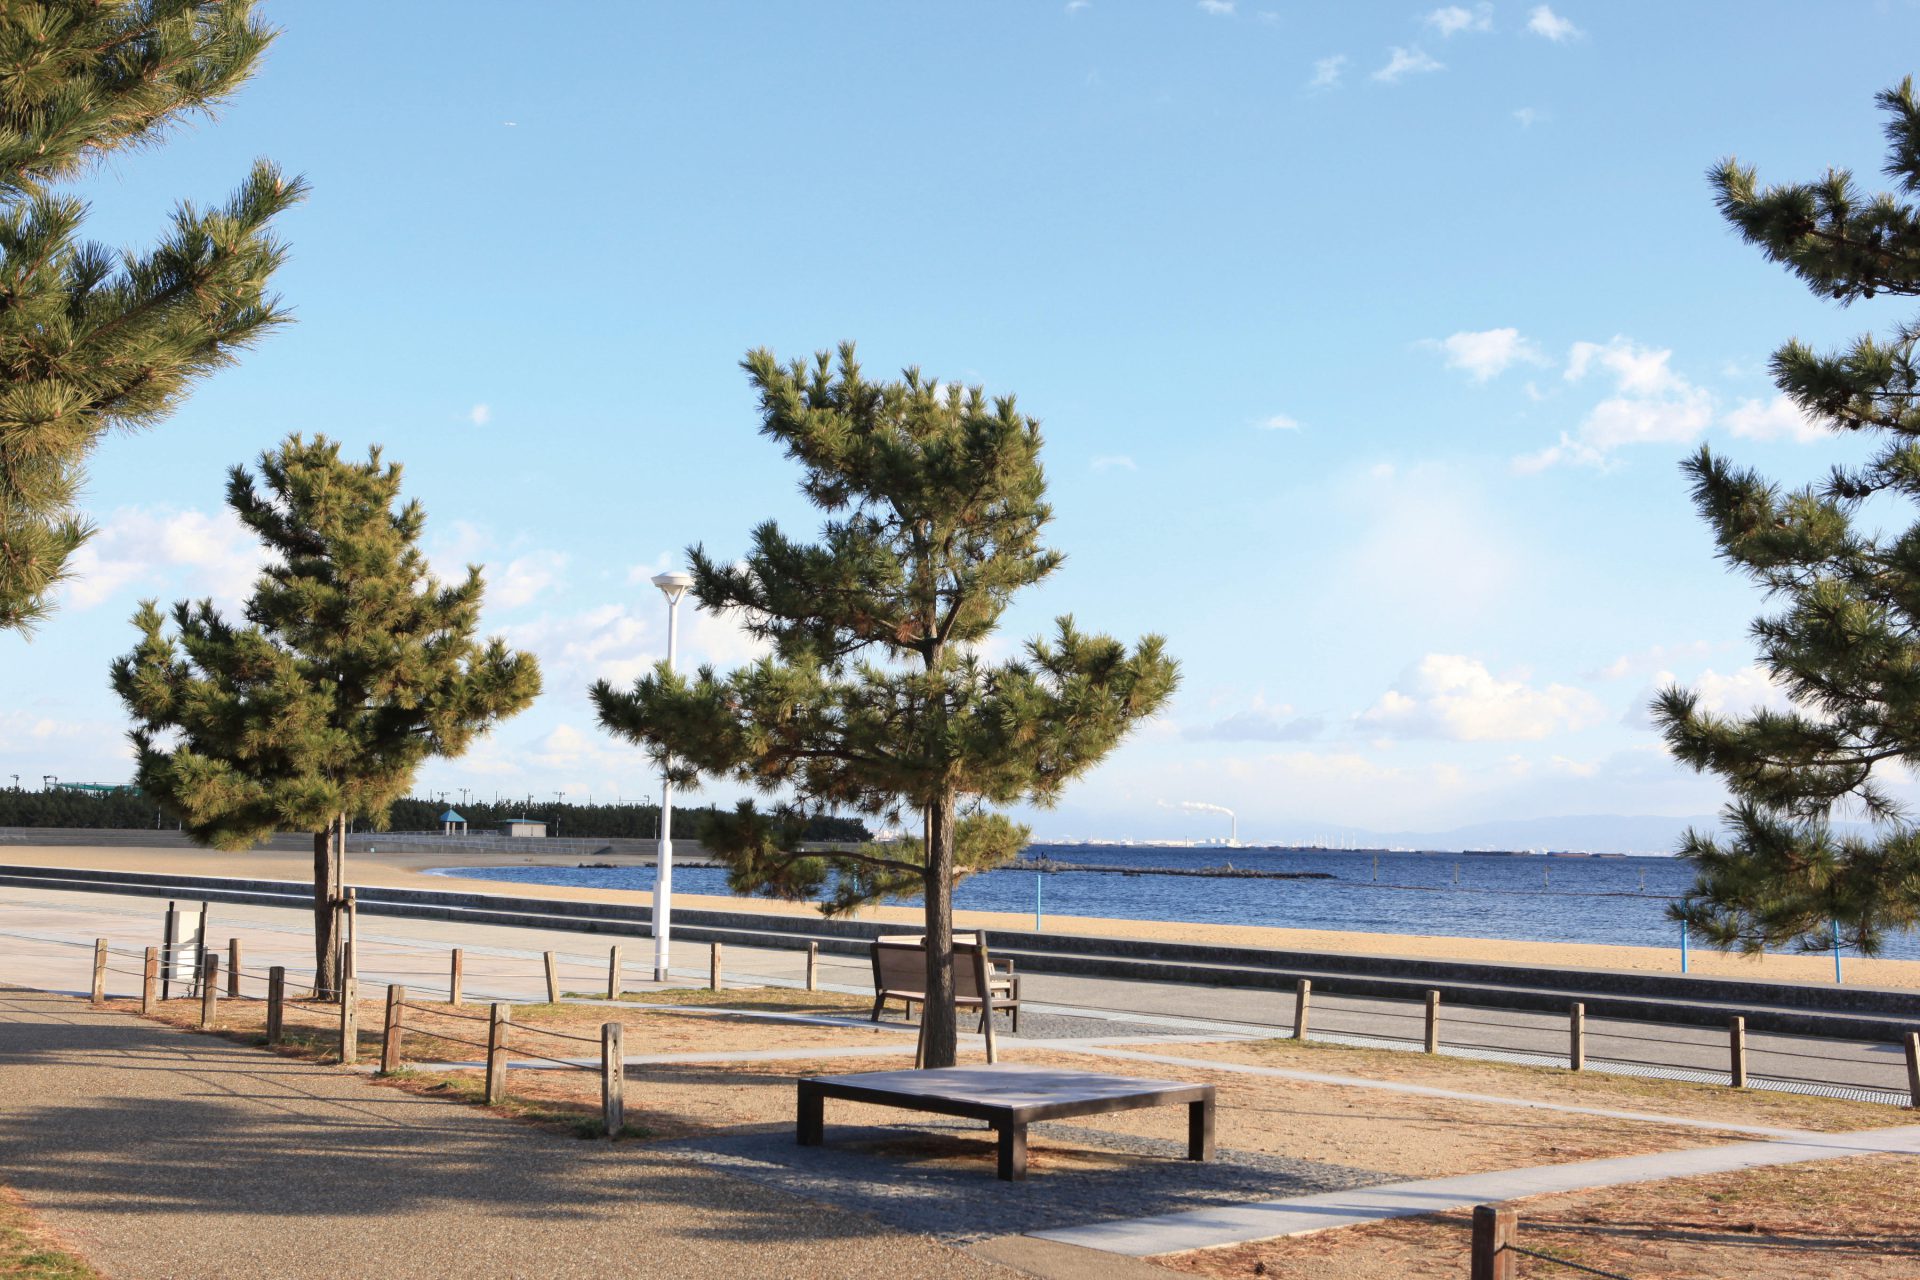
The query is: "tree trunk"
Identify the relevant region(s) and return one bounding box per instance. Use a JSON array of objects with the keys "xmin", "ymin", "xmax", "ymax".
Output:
[
  {"xmin": 312, "ymin": 825, "xmax": 338, "ymax": 999},
  {"xmin": 919, "ymin": 792, "xmax": 959, "ymax": 1068}
]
